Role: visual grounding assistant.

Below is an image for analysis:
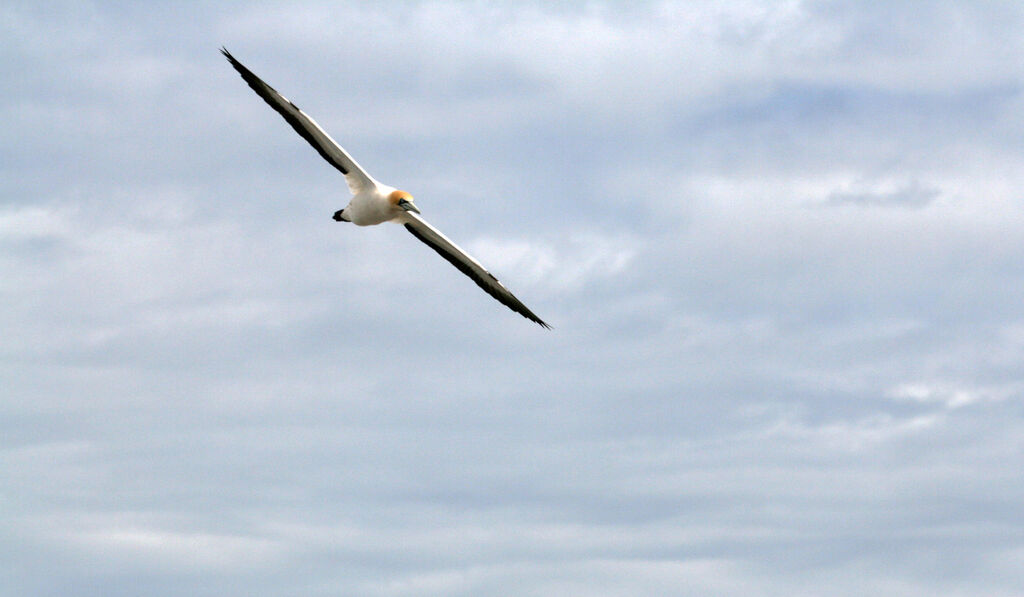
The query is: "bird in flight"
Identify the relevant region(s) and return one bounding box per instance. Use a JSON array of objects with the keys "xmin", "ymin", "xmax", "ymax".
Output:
[{"xmin": 221, "ymin": 48, "xmax": 549, "ymax": 328}]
